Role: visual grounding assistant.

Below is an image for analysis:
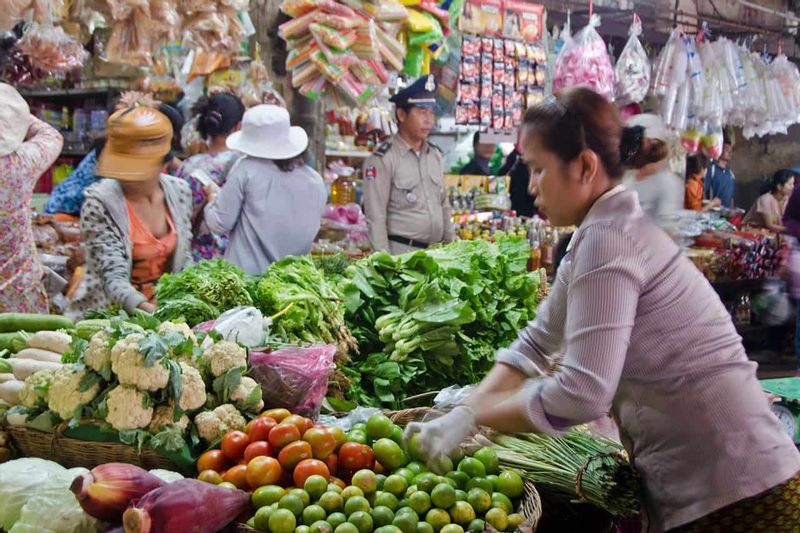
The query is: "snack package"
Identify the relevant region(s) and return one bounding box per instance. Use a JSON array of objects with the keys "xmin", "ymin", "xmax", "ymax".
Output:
[
  {"xmin": 353, "ymin": 19, "xmax": 379, "ymax": 59},
  {"xmin": 309, "ymin": 22, "xmax": 356, "ymax": 49},
  {"xmin": 279, "ymin": 10, "xmax": 318, "ymax": 40},
  {"xmin": 552, "ymin": 15, "xmax": 614, "ymax": 100},
  {"xmin": 19, "ymin": 22, "xmax": 90, "ymax": 72},
  {"xmin": 613, "ymin": 14, "xmax": 650, "ymax": 105},
  {"xmin": 280, "ymin": 0, "xmax": 318, "ymax": 17},
  {"xmin": 299, "ymin": 74, "xmax": 327, "ymax": 100}
]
